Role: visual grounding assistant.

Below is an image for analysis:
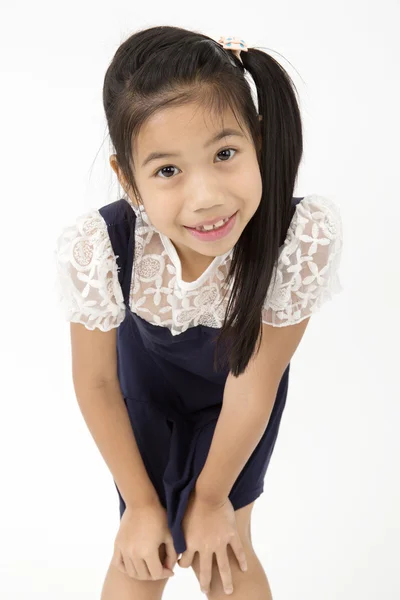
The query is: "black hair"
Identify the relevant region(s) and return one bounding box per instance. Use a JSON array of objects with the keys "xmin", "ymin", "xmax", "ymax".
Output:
[{"xmin": 102, "ymin": 25, "xmax": 303, "ymax": 376}]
